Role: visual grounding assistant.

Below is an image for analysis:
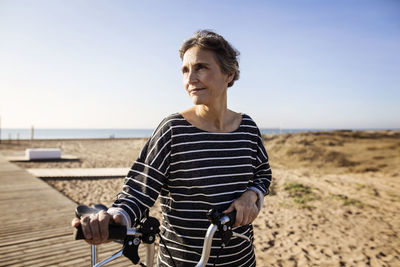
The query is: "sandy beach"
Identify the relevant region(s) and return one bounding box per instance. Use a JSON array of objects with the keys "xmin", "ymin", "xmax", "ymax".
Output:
[{"xmin": 1, "ymin": 130, "xmax": 399, "ymax": 266}]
